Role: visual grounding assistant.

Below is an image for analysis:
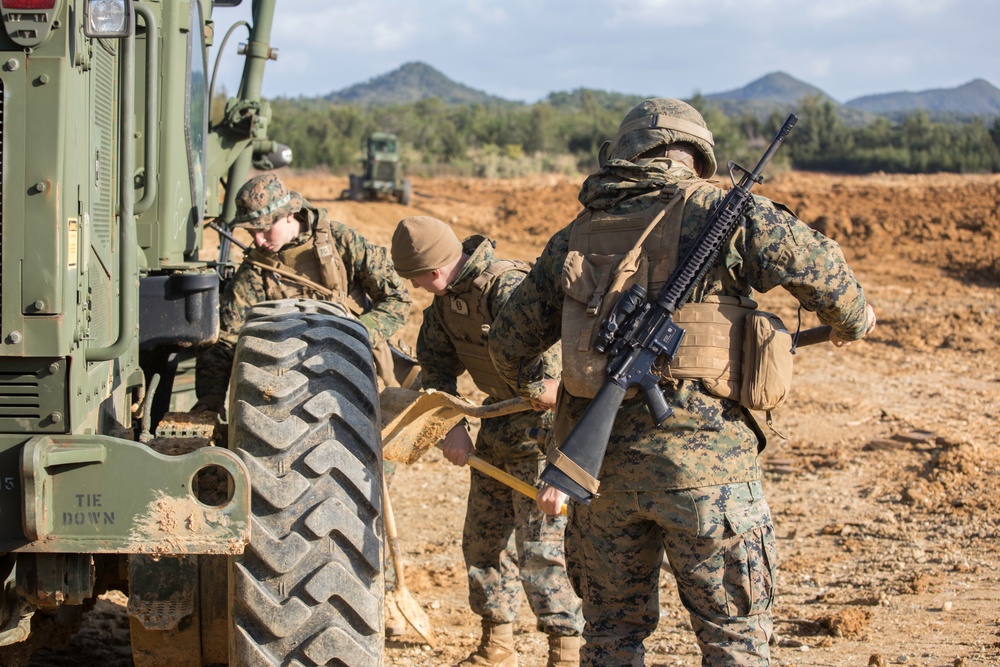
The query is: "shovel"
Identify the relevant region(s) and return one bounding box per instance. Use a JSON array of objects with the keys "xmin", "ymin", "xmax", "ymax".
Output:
[
  {"xmin": 380, "ymin": 388, "xmax": 567, "ymax": 515},
  {"xmin": 382, "ymin": 476, "xmax": 436, "ymax": 646}
]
